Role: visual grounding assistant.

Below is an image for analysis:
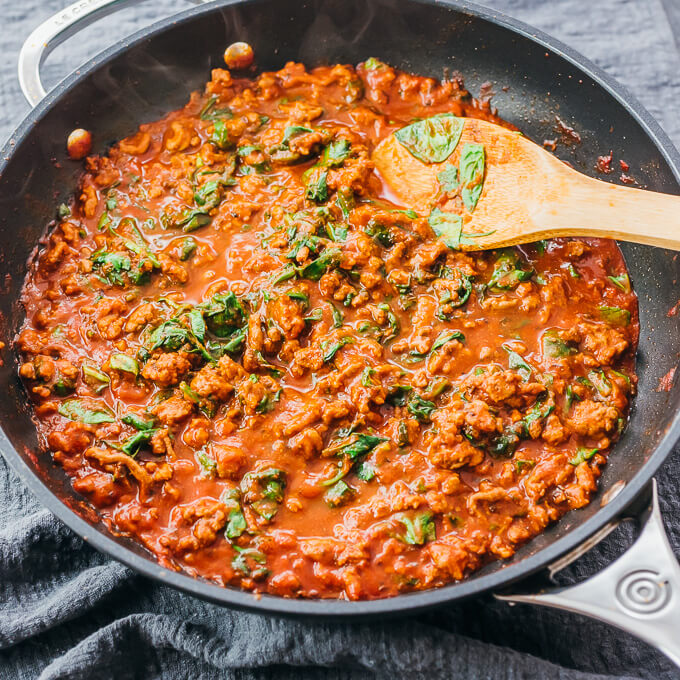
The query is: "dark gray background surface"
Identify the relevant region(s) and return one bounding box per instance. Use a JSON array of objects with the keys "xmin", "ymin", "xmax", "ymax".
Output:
[{"xmin": 1, "ymin": 1, "xmax": 680, "ymax": 678}]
